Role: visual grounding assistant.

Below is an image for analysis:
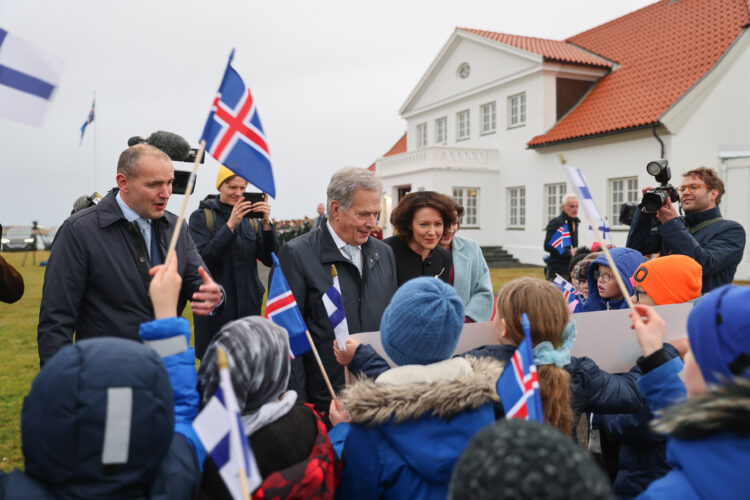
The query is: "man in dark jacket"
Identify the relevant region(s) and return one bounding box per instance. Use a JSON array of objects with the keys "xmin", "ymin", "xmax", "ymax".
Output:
[
  {"xmin": 277, "ymin": 167, "xmax": 397, "ymax": 416},
  {"xmin": 37, "ymin": 144, "xmax": 223, "ymax": 366},
  {"xmin": 627, "ymin": 166, "xmax": 745, "ymax": 292},
  {"xmin": 544, "ymin": 194, "xmax": 580, "ymax": 281}
]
